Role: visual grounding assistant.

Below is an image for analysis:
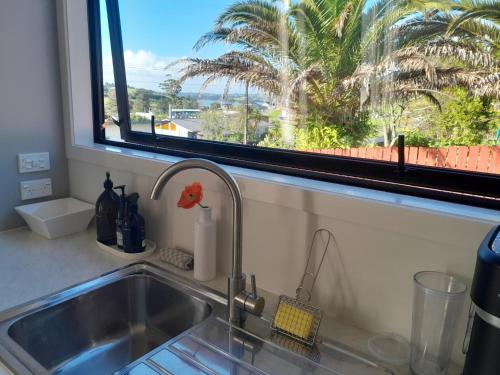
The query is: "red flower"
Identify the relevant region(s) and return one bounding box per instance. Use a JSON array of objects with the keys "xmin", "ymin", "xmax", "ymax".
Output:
[{"xmin": 177, "ymin": 182, "xmax": 204, "ymax": 209}]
